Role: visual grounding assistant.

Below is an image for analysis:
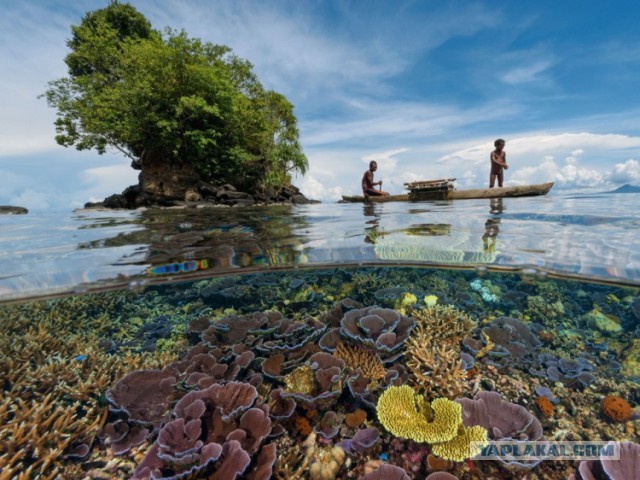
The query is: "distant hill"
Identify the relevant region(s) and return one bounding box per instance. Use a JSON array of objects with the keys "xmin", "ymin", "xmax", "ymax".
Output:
[{"xmin": 604, "ymin": 184, "xmax": 640, "ymax": 194}]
